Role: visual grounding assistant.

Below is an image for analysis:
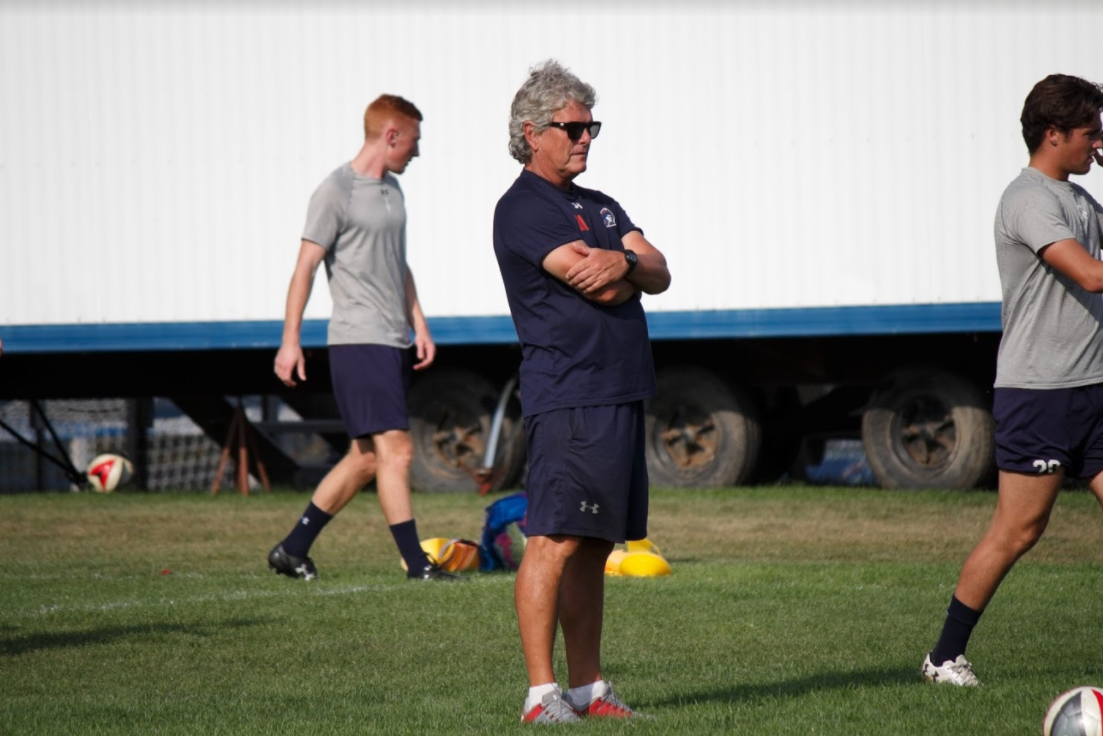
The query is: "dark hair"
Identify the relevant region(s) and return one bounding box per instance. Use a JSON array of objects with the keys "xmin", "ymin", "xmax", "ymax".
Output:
[{"xmin": 1021, "ymin": 74, "xmax": 1103, "ymax": 153}]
